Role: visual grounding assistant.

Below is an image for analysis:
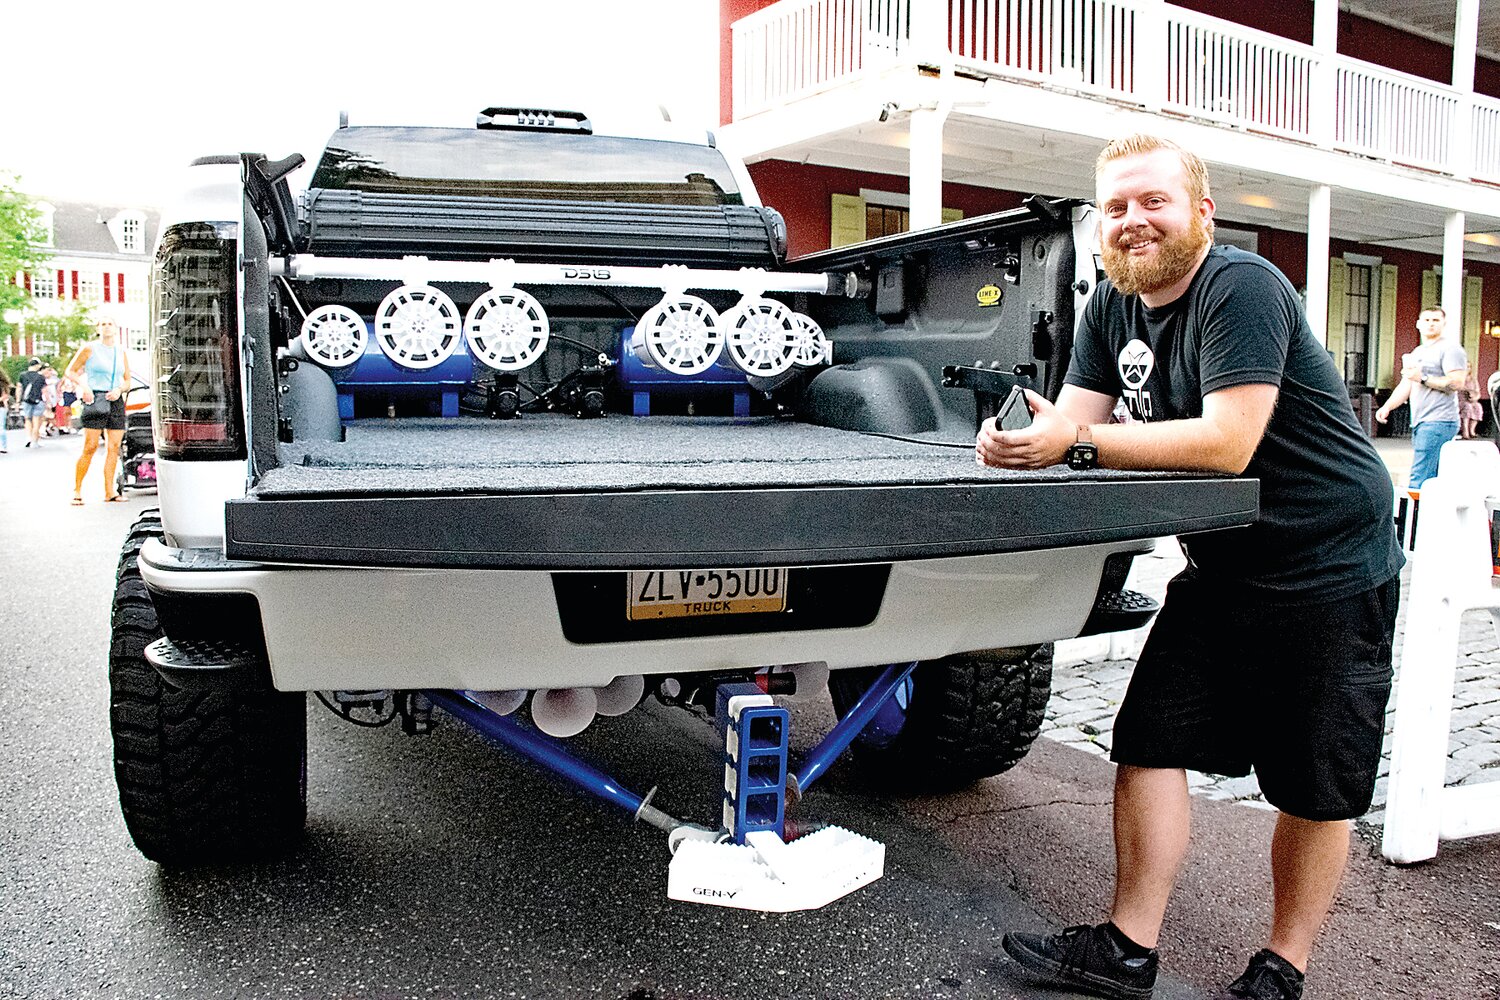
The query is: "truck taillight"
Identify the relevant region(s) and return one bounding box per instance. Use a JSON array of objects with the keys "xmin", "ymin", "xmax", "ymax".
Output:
[{"xmin": 151, "ymin": 223, "xmax": 246, "ymax": 461}]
